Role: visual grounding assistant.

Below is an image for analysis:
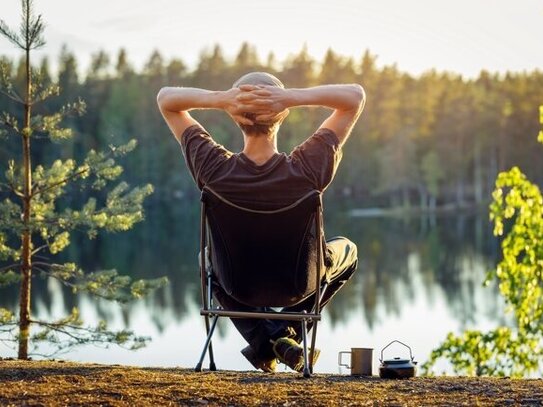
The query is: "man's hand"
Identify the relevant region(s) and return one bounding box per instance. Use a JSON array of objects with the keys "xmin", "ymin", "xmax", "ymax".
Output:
[
  {"xmin": 235, "ymin": 85, "xmax": 290, "ymax": 124},
  {"xmin": 239, "ymin": 84, "xmax": 365, "ymax": 146},
  {"xmin": 220, "ymin": 87, "xmax": 255, "ymax": 126}
]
